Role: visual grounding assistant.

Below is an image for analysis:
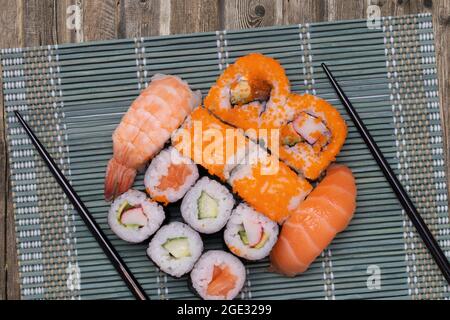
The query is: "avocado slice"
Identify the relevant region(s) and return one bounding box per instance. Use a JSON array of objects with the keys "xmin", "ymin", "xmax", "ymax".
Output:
[
  {"xmin": 117, "ymin": 201, "xmax": 134, "ymax": 221},
  {"xmin": 162, "ymin": 237, "xmax": 191, "ymax": 259},
  {"xmin": 197, "ymin": 191, "xmax": 219, "ymax": 220},
  {"xmin": 238, "ymin": 229, "xmax": 249, "ymax": 245},
  {"xmin": 253, "ymin": 233, "xmax": 269, "ymax": 249}
]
